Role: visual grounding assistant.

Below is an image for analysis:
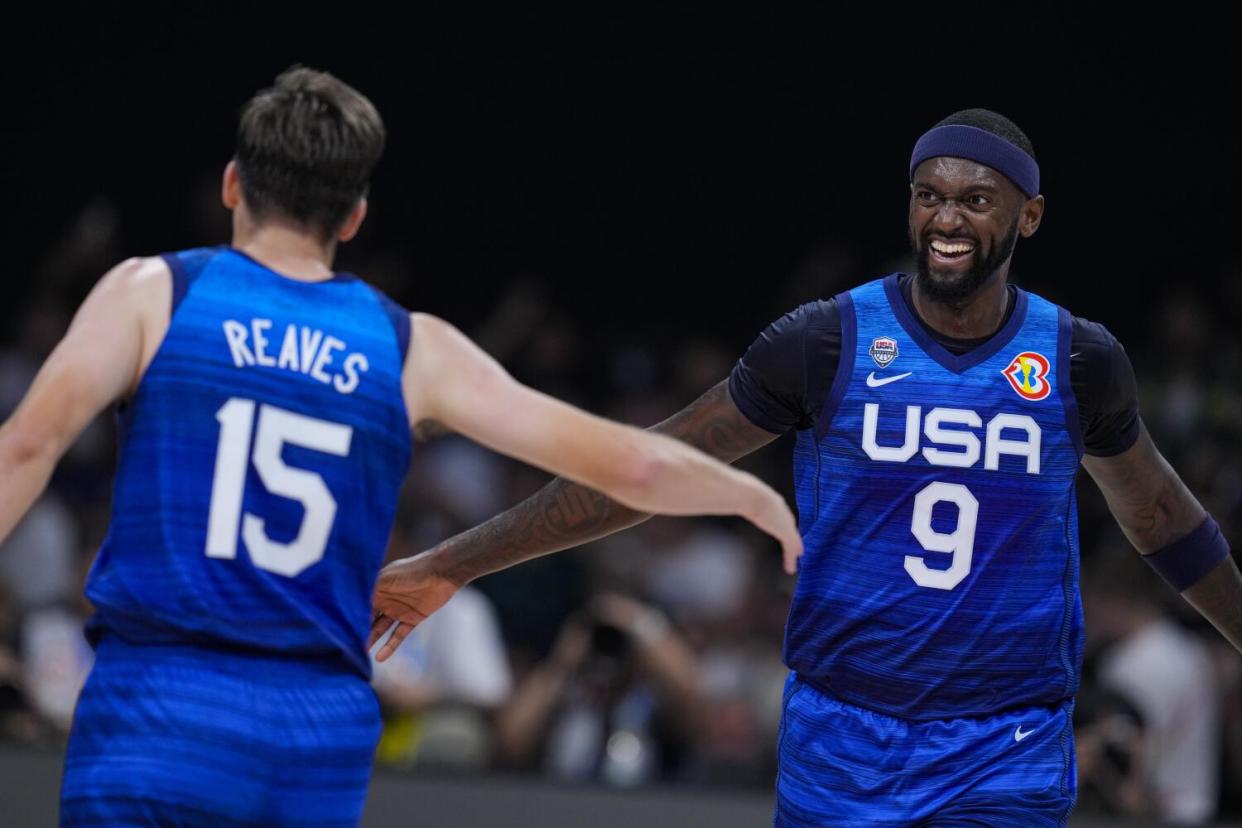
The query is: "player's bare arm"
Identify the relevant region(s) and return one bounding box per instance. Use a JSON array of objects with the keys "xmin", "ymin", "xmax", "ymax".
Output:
[
  {"xmin": 370, "ymin": 374, "xmax": 782, "ymax": 660},
  {"xmin": 1083, "ymin": 423, "xmax": 1242, "ymax": 652},
  {"xmin": 416, "ymin": 378, "xmax": 777, "ymax": 576},
  {"xmin": 0, "ymin": 257, "xmax": 169, "ymax": 544}
]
